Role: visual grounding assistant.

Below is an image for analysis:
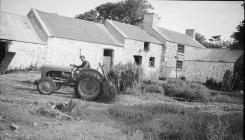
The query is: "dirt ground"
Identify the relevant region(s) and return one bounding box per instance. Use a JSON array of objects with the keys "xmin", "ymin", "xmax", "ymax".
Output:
[{"xmin": 0, "ymin": 71, "xmax": 243, "ymax": 140}]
